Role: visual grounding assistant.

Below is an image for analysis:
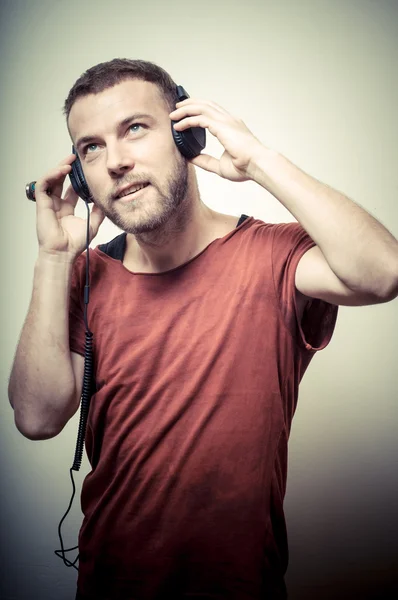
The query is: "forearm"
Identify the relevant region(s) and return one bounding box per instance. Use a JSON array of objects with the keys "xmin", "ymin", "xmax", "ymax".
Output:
[
  {"xmin": 8, "ymin": 253, "xmax": 77, "ymax": 438},
  {"xmin": 250, "ymin": 148, "xmax": 398, "ymax": 297}
]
